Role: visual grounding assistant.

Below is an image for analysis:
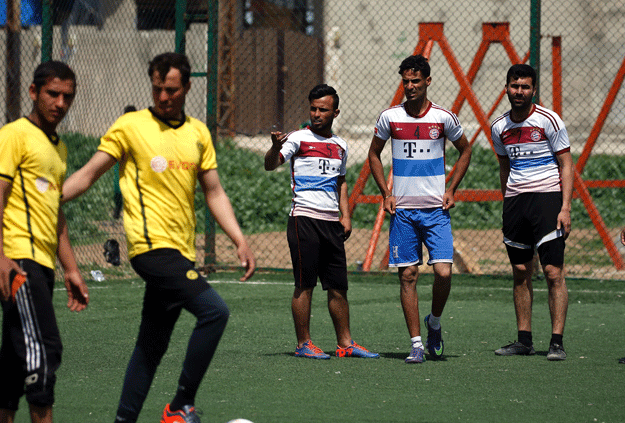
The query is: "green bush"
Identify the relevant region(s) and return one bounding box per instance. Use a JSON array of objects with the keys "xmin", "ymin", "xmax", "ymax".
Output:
[
  {"xmin": 61, "ymin": 132, "xmax": 625, "ymax": 242},
  {"xmin": 62, "ymin": 132, "xmax": 115, "ymax": 244}
]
